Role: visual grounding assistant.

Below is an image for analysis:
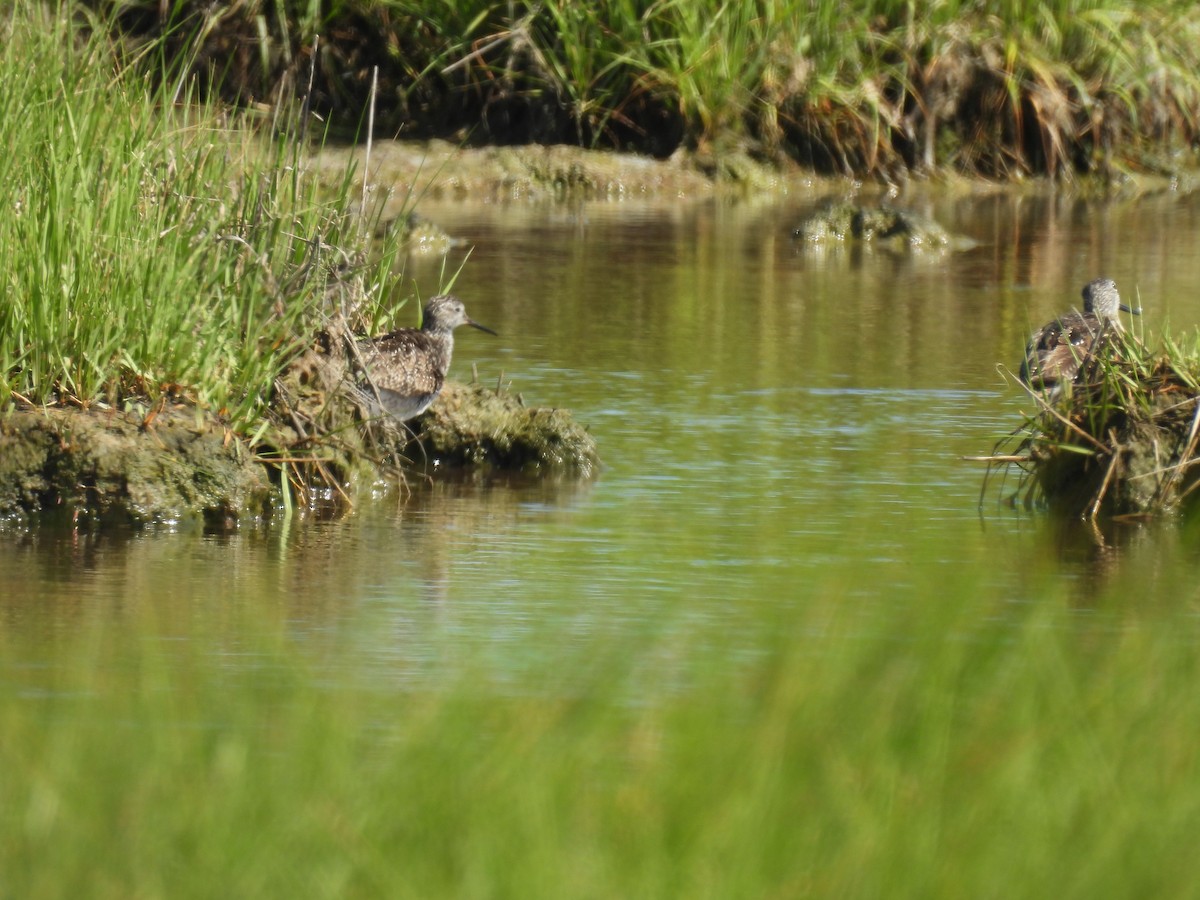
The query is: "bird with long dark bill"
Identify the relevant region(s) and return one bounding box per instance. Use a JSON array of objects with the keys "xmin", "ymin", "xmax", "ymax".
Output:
[
  {"xmin": 356, "ymin": 294, "xmax": 497, "ymax": 422},
  {"xmin": 1020, "ymin": 277, "xmax": 1139, "ymax": 396}
]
